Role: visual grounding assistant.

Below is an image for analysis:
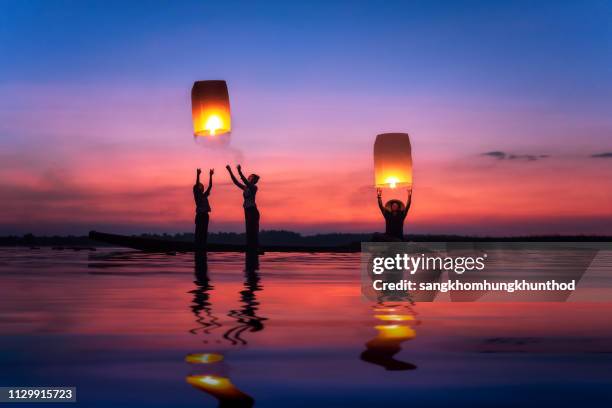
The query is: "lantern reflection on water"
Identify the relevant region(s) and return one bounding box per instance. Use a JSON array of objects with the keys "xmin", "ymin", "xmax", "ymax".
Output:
[
  {"xmin": 360, "ymin": 303, "xmax": 418, "ymax": 371},
  {"xmin": 374, "ymin": 314, "xmax": 414, "ymax": 322},
  {"xmin": 185, "ymin": 353, "xmax": 224, "ymax": 364},
  {"xmin": 373, "ymin": 133, "xmax": 413, "ymax": 189},
  {"xmin": 191, "ymin": 80, "xmax": 231, "ymax": 139},
  {"xmin": 186, "ymin": 374, "xmax": 254, "ymax": 406}
]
